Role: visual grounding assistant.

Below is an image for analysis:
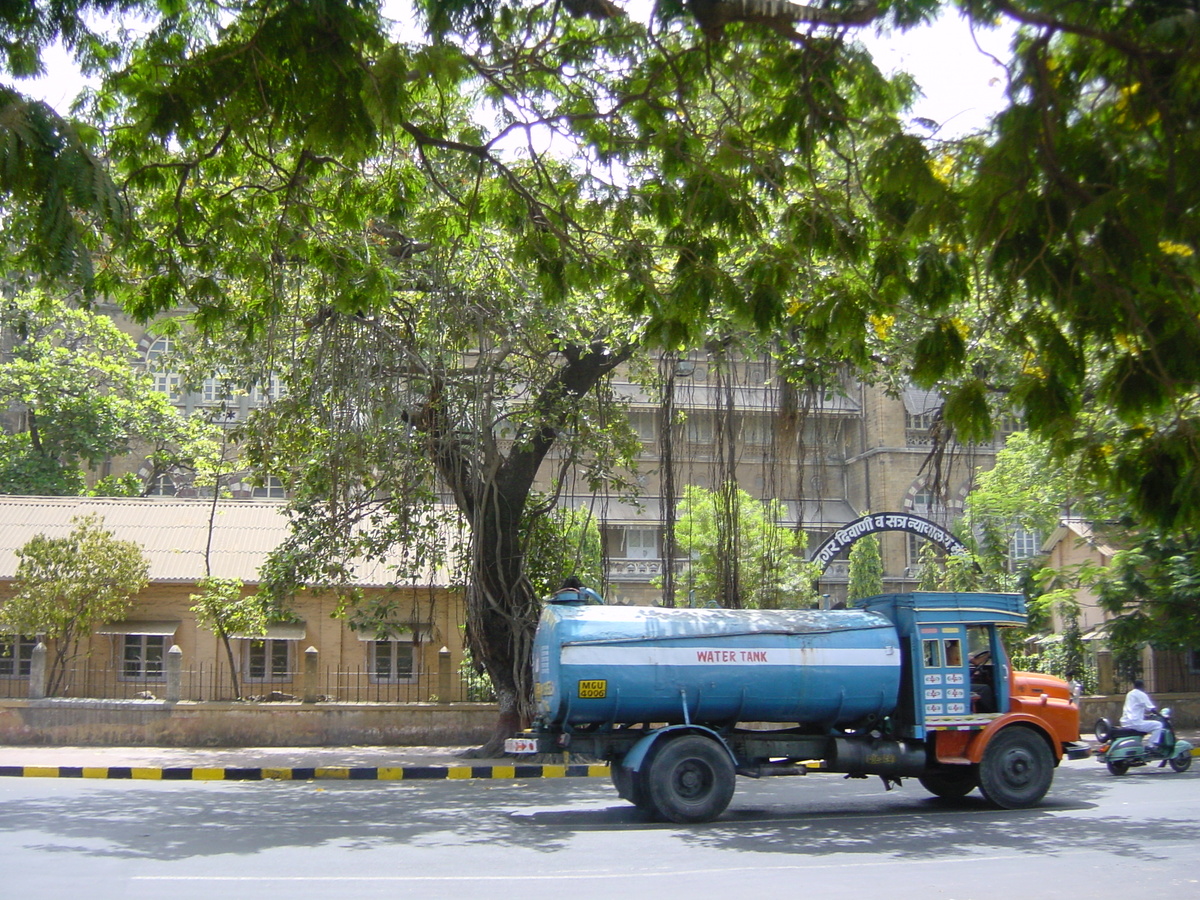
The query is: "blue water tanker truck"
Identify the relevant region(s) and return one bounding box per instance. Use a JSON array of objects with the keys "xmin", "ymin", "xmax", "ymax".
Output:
[{"xmin": 505, "ymin": 591, "xmax": 1086, "ymax": 823}]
